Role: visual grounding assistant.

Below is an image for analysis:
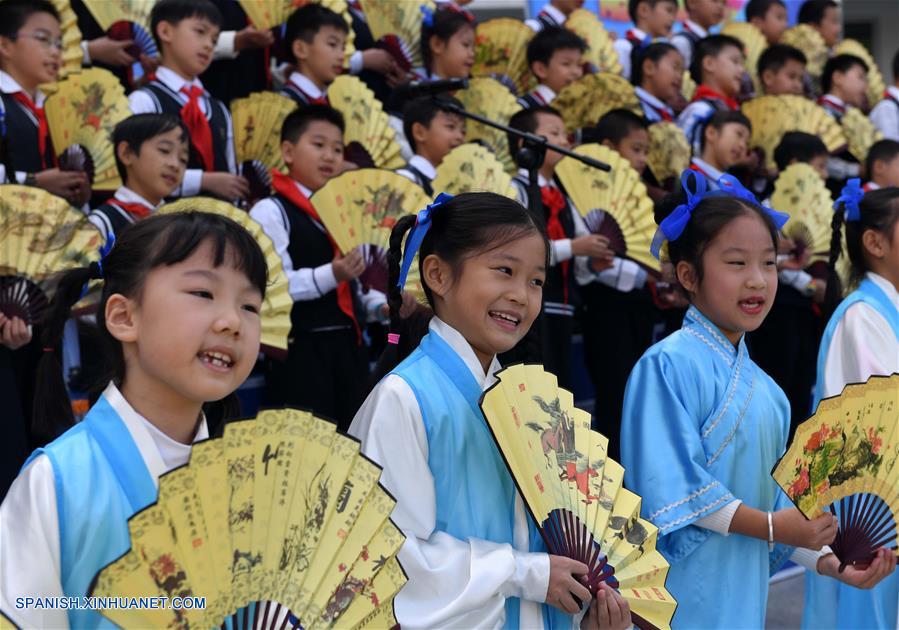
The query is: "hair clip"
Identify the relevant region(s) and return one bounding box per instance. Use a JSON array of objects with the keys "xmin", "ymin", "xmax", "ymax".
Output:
[
  {"xmin": 420, "ymin": 5, "xmax": 435, "ymax": 28},
  {"xmin": 387, "ymin": 333, "xmax": 401, "ymax": 345},
  {"xmin": 397, "ymin": 192, "xmax": 454, "ymax": 291},
  {"xmin": 835, "ymin": 178, "xmax": 863, "ymax": 222}
]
